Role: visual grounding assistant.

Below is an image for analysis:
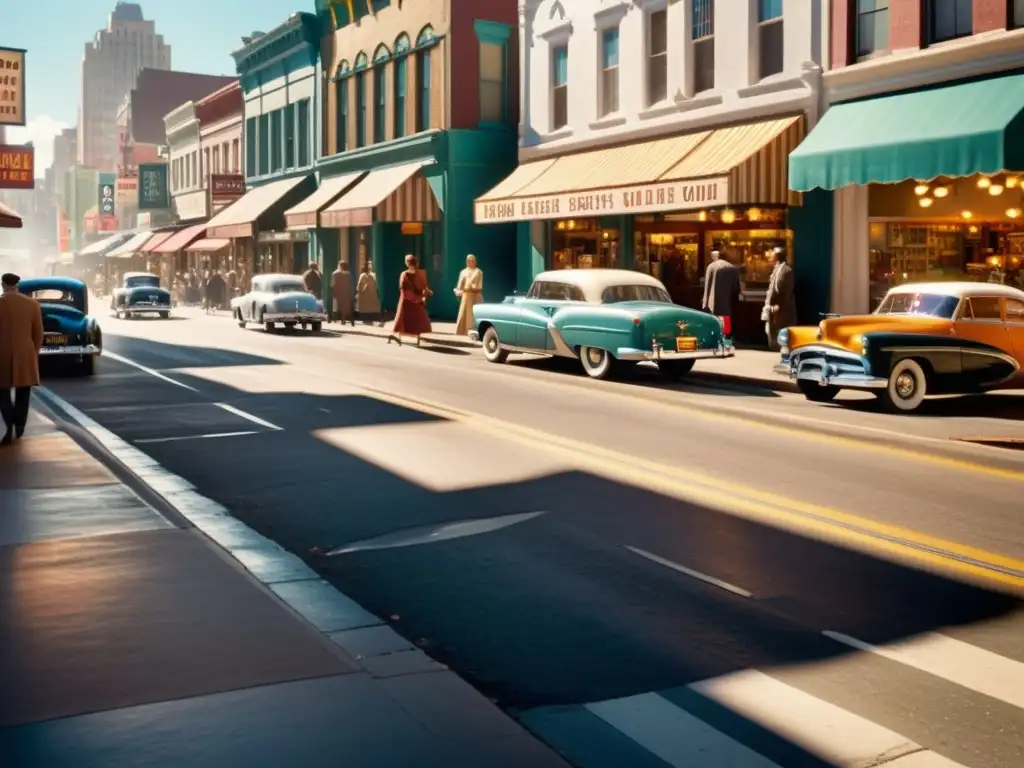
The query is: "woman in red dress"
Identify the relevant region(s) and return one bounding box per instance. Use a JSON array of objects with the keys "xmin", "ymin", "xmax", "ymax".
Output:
[{"xmin": 388, "ymin": 254, "xmax": 432, "ymax": 346}]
